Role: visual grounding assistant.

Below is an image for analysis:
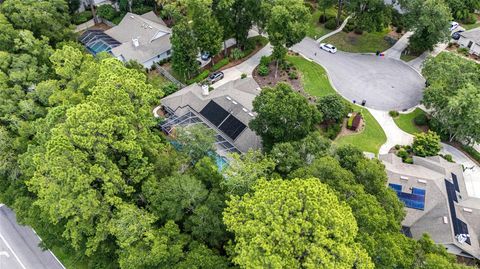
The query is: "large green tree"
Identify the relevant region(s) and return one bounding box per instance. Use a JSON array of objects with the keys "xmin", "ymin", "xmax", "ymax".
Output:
[
  {"xmin": 400, "ymin": 0, "xmax": 451, "ymax": 52},
  {"xmin": 190, "ymin": 0, "xmax": 223, "ymax": 64},
  {"xmin": 249, "ymin": 83, "xmax": 322, "ymax": 150},
  {"xmin": 171, "ymin": 19, "xmax": 199, "ymax": 80},
  {"xmin": 224, "ymin": 178, "xmax": 374, "ymax": 269},
  {"xmin": 422, "ymin": 52, "xmax": 480, "ymax": 144}
]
